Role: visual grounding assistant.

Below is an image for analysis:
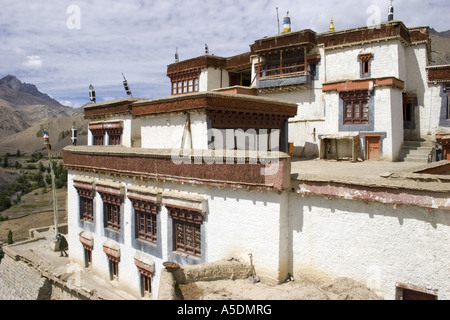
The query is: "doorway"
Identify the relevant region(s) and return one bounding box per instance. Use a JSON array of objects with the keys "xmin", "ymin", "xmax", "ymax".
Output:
[{"xmin": 366, "ymin": 136, "xmax": 381, "ymax": 161}]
